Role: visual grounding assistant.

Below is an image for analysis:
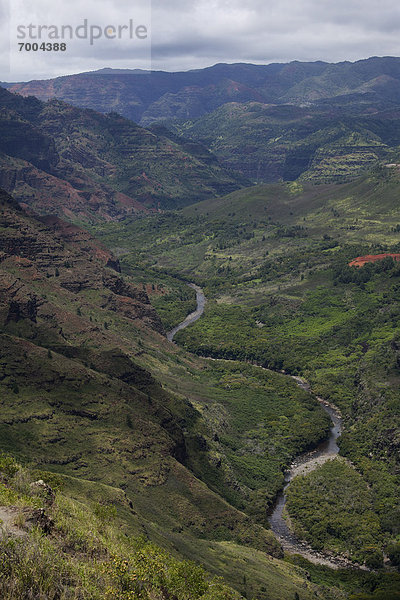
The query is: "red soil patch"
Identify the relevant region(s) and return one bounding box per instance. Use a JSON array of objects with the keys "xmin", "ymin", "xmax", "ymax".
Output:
[
  {"xmin": 115, "ymin": 192, "xmax": 150, "ymax": 213},
  {"xmin": 349, "ymin": 253, "xmax": 400, "ymax": 268},
  {"xmin": 144, "ymin": 283, "xmax": 166, "ymax": 296}
]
